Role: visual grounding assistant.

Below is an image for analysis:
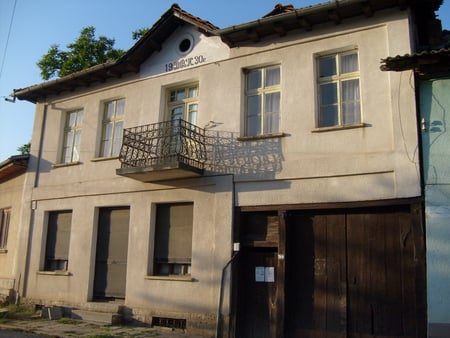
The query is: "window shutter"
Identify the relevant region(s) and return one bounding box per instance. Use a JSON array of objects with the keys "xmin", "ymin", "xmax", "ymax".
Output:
[
  {"xmin": 46, "ymin": 211, "xmax": 72, "ymax": 260},
  {"xmin": 155, "ymin": 203, "xmax": 193, "ymax": 263}
]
